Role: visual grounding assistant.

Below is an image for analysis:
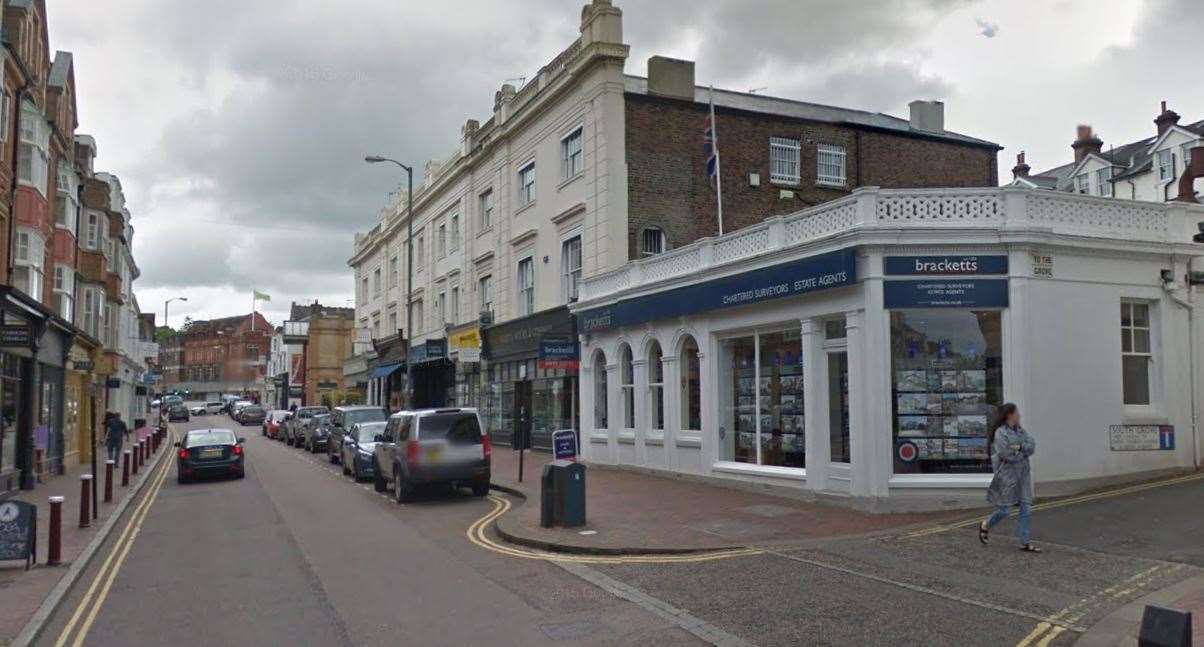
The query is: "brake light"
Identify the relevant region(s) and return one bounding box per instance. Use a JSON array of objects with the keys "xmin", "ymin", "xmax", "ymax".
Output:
[
  {"xmin": 405, "ymin": 440, "xmax": 419, "ymax": 464},
  {"xmin": 178, "ymin": 449, "xmax": 188, "ymax": 460},
  {"xmin": 232, "ymin": 445, "xmax": 243, "ymax": 455},
  {"xmin": 482, "ymin": 434, "xmax": 492, "ymax": 461}
]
